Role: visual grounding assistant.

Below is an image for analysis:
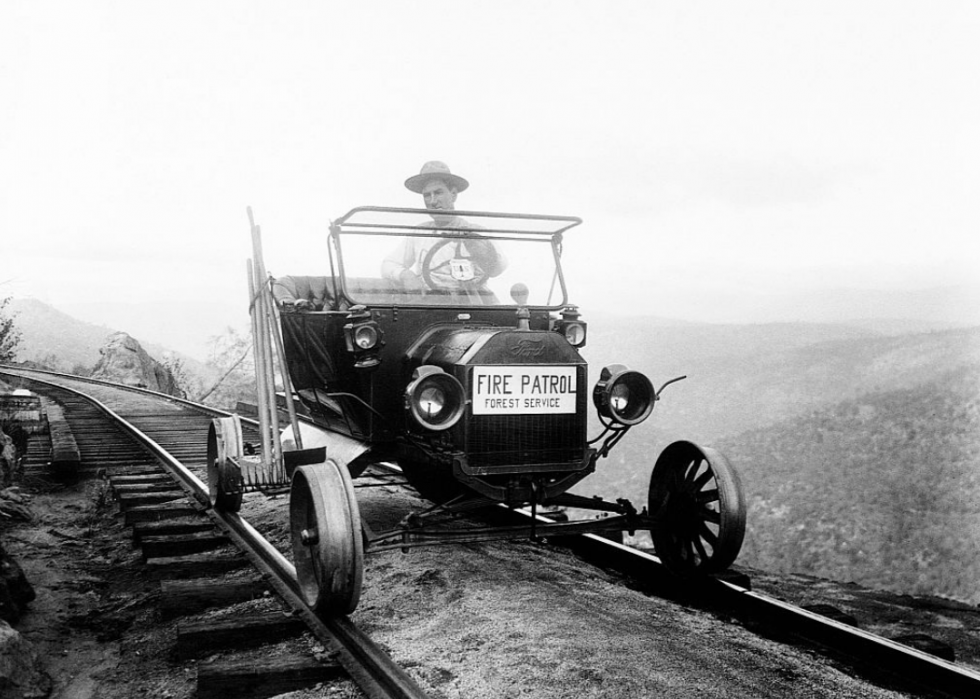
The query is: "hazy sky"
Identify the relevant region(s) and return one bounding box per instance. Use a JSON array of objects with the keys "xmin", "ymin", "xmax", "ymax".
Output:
[{"xmin": 3, "ymin": 2, "xmax": 978, "ymax": 356}]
